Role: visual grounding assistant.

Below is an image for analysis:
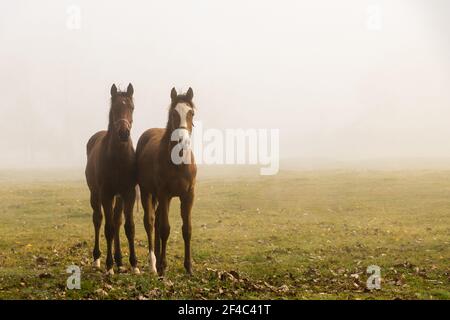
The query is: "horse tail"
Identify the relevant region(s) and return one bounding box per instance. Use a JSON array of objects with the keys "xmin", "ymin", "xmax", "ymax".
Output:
[
  {"xmin": 135, "ymin": 185, "xmax": 140, "ymax": 212},
  {"xmin": 151, "ymin": 194, "xmax": 157, "ymax": 208}
]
